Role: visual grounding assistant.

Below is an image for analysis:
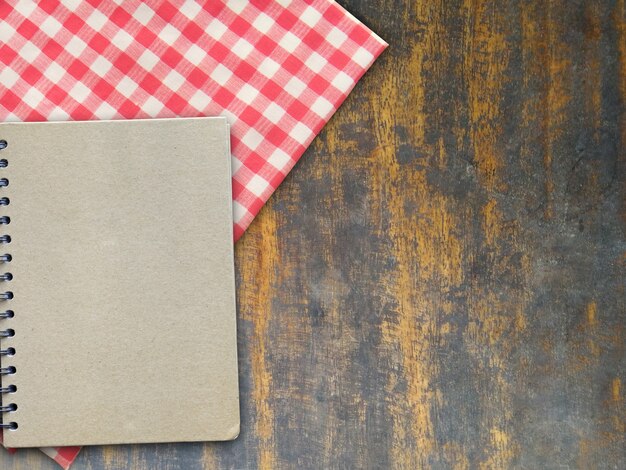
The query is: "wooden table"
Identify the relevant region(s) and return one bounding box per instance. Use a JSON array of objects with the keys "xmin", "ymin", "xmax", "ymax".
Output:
[{"xmin": 2, "ymin": 1, "xmax": 624, "ymax": 468}]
